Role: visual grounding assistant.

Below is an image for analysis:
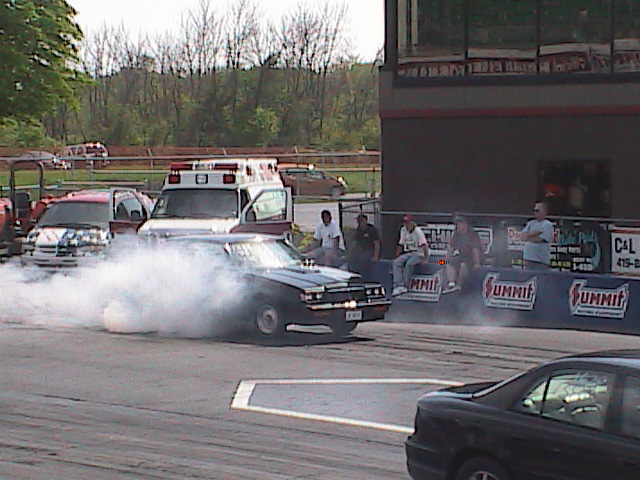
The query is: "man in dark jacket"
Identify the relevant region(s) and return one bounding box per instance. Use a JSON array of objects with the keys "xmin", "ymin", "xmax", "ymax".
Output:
[{"xmin": 347, "ymin": 214, "xmax": 380, "ymax": 280}]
